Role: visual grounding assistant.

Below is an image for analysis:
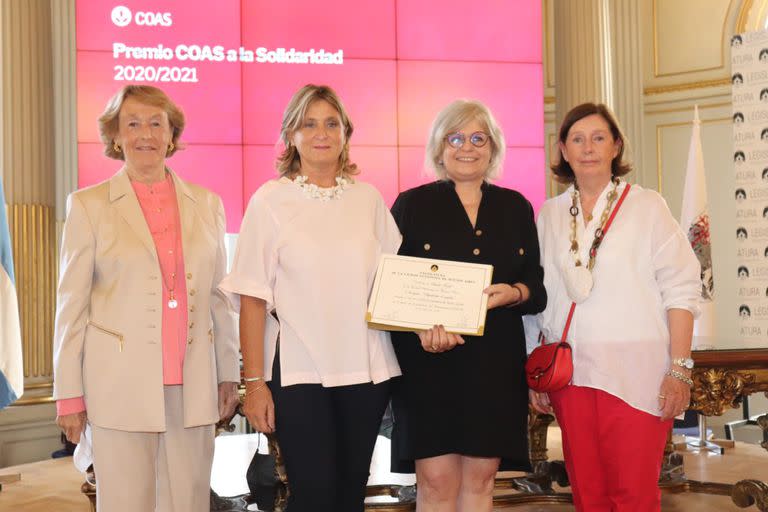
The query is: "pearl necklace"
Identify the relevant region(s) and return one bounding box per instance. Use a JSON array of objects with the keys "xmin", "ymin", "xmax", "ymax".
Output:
[{"xmin": 293, "ymin": 175, "xmax": 348, "ymax": 201}]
